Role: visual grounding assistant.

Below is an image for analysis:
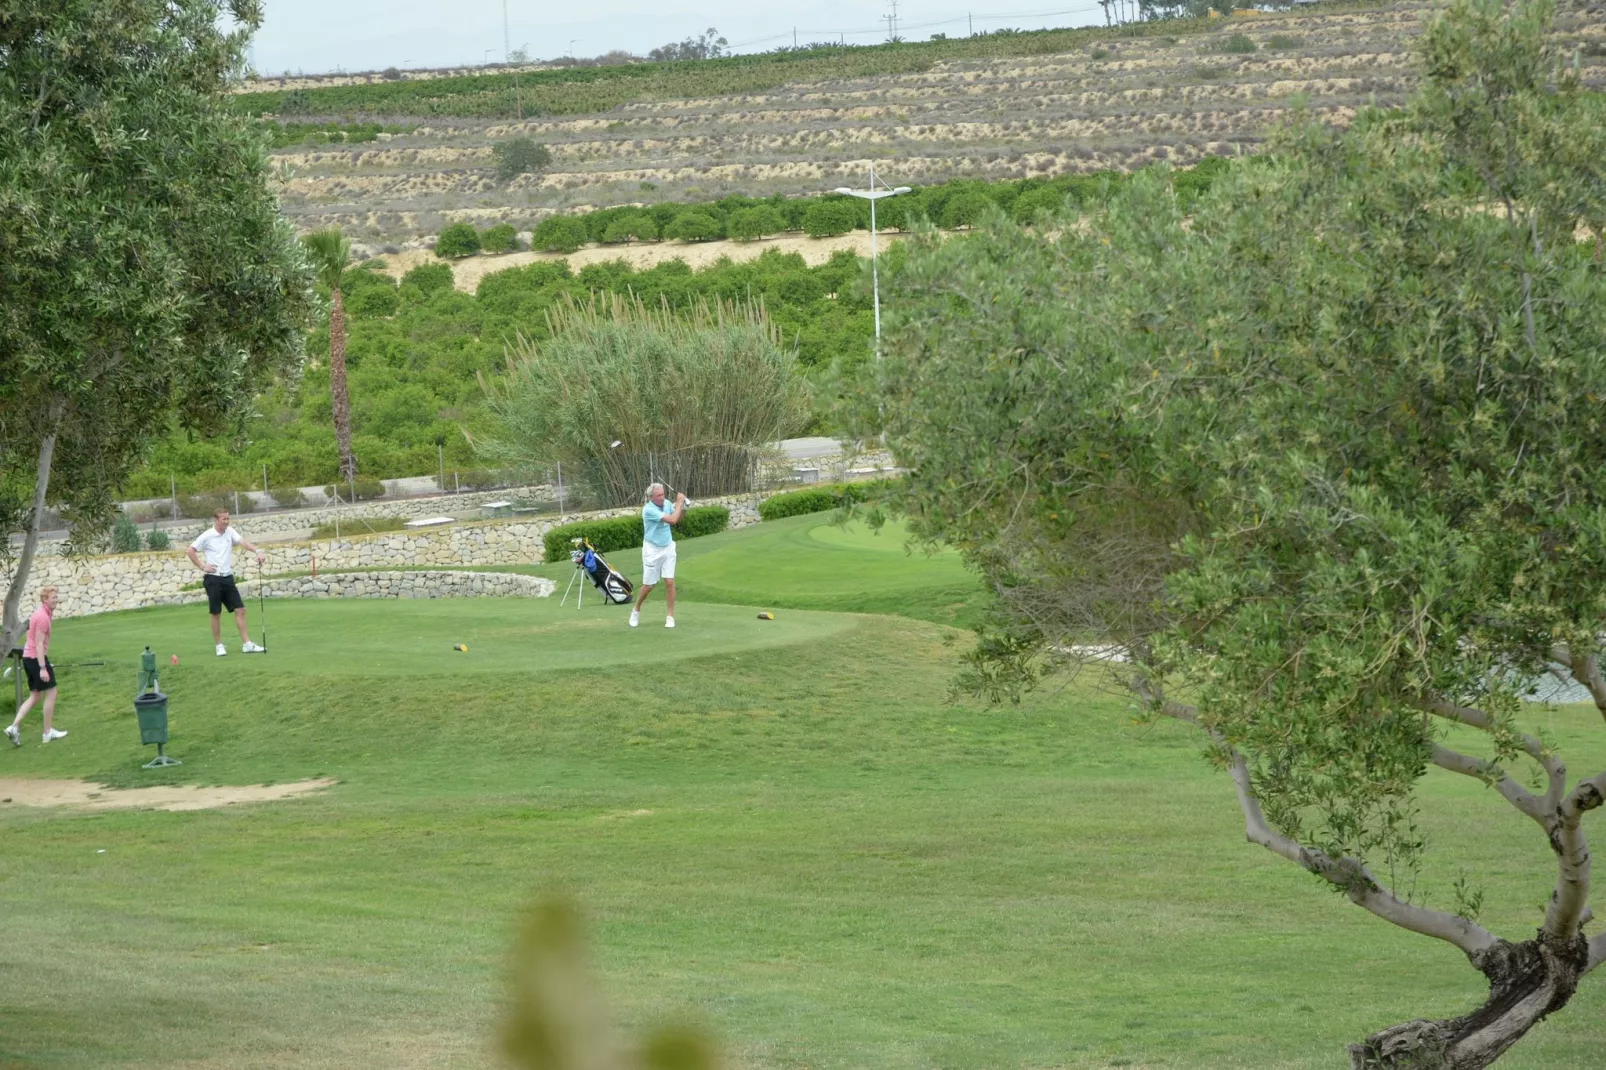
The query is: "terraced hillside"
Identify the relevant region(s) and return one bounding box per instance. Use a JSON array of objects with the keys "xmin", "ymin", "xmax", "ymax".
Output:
[{"xmin": 264, "ymin": 2, "xmax": 1604, "ymax": 251}]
